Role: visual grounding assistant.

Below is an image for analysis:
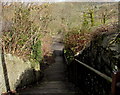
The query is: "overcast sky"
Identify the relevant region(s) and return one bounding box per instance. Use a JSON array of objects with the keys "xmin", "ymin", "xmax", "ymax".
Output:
[{"xmin": 1, "ymin": 0, "xmax": 119, "ymax": 2}]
